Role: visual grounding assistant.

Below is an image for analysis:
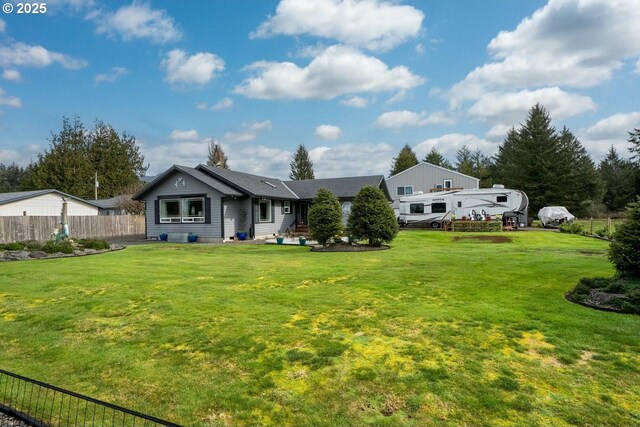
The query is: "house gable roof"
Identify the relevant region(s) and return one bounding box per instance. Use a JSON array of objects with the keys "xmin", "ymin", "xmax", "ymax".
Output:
[
  {"xmin": 0, "ymin": 189, "xmax": 102, "ymax": 208},
  {"xmin": 132, "ymin": 165, "xmax": 244, "ymax": 200},
  {"xmin": 284, "ymin": 175, "xmax": 390, "ymax": 200},
  {"xmin": 197, "ymin": 164, "xmax": 299, "ymax": 200},
  {"xmin": 387, "ymin": 161, "xmax": 480, "ymax": 183}
]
